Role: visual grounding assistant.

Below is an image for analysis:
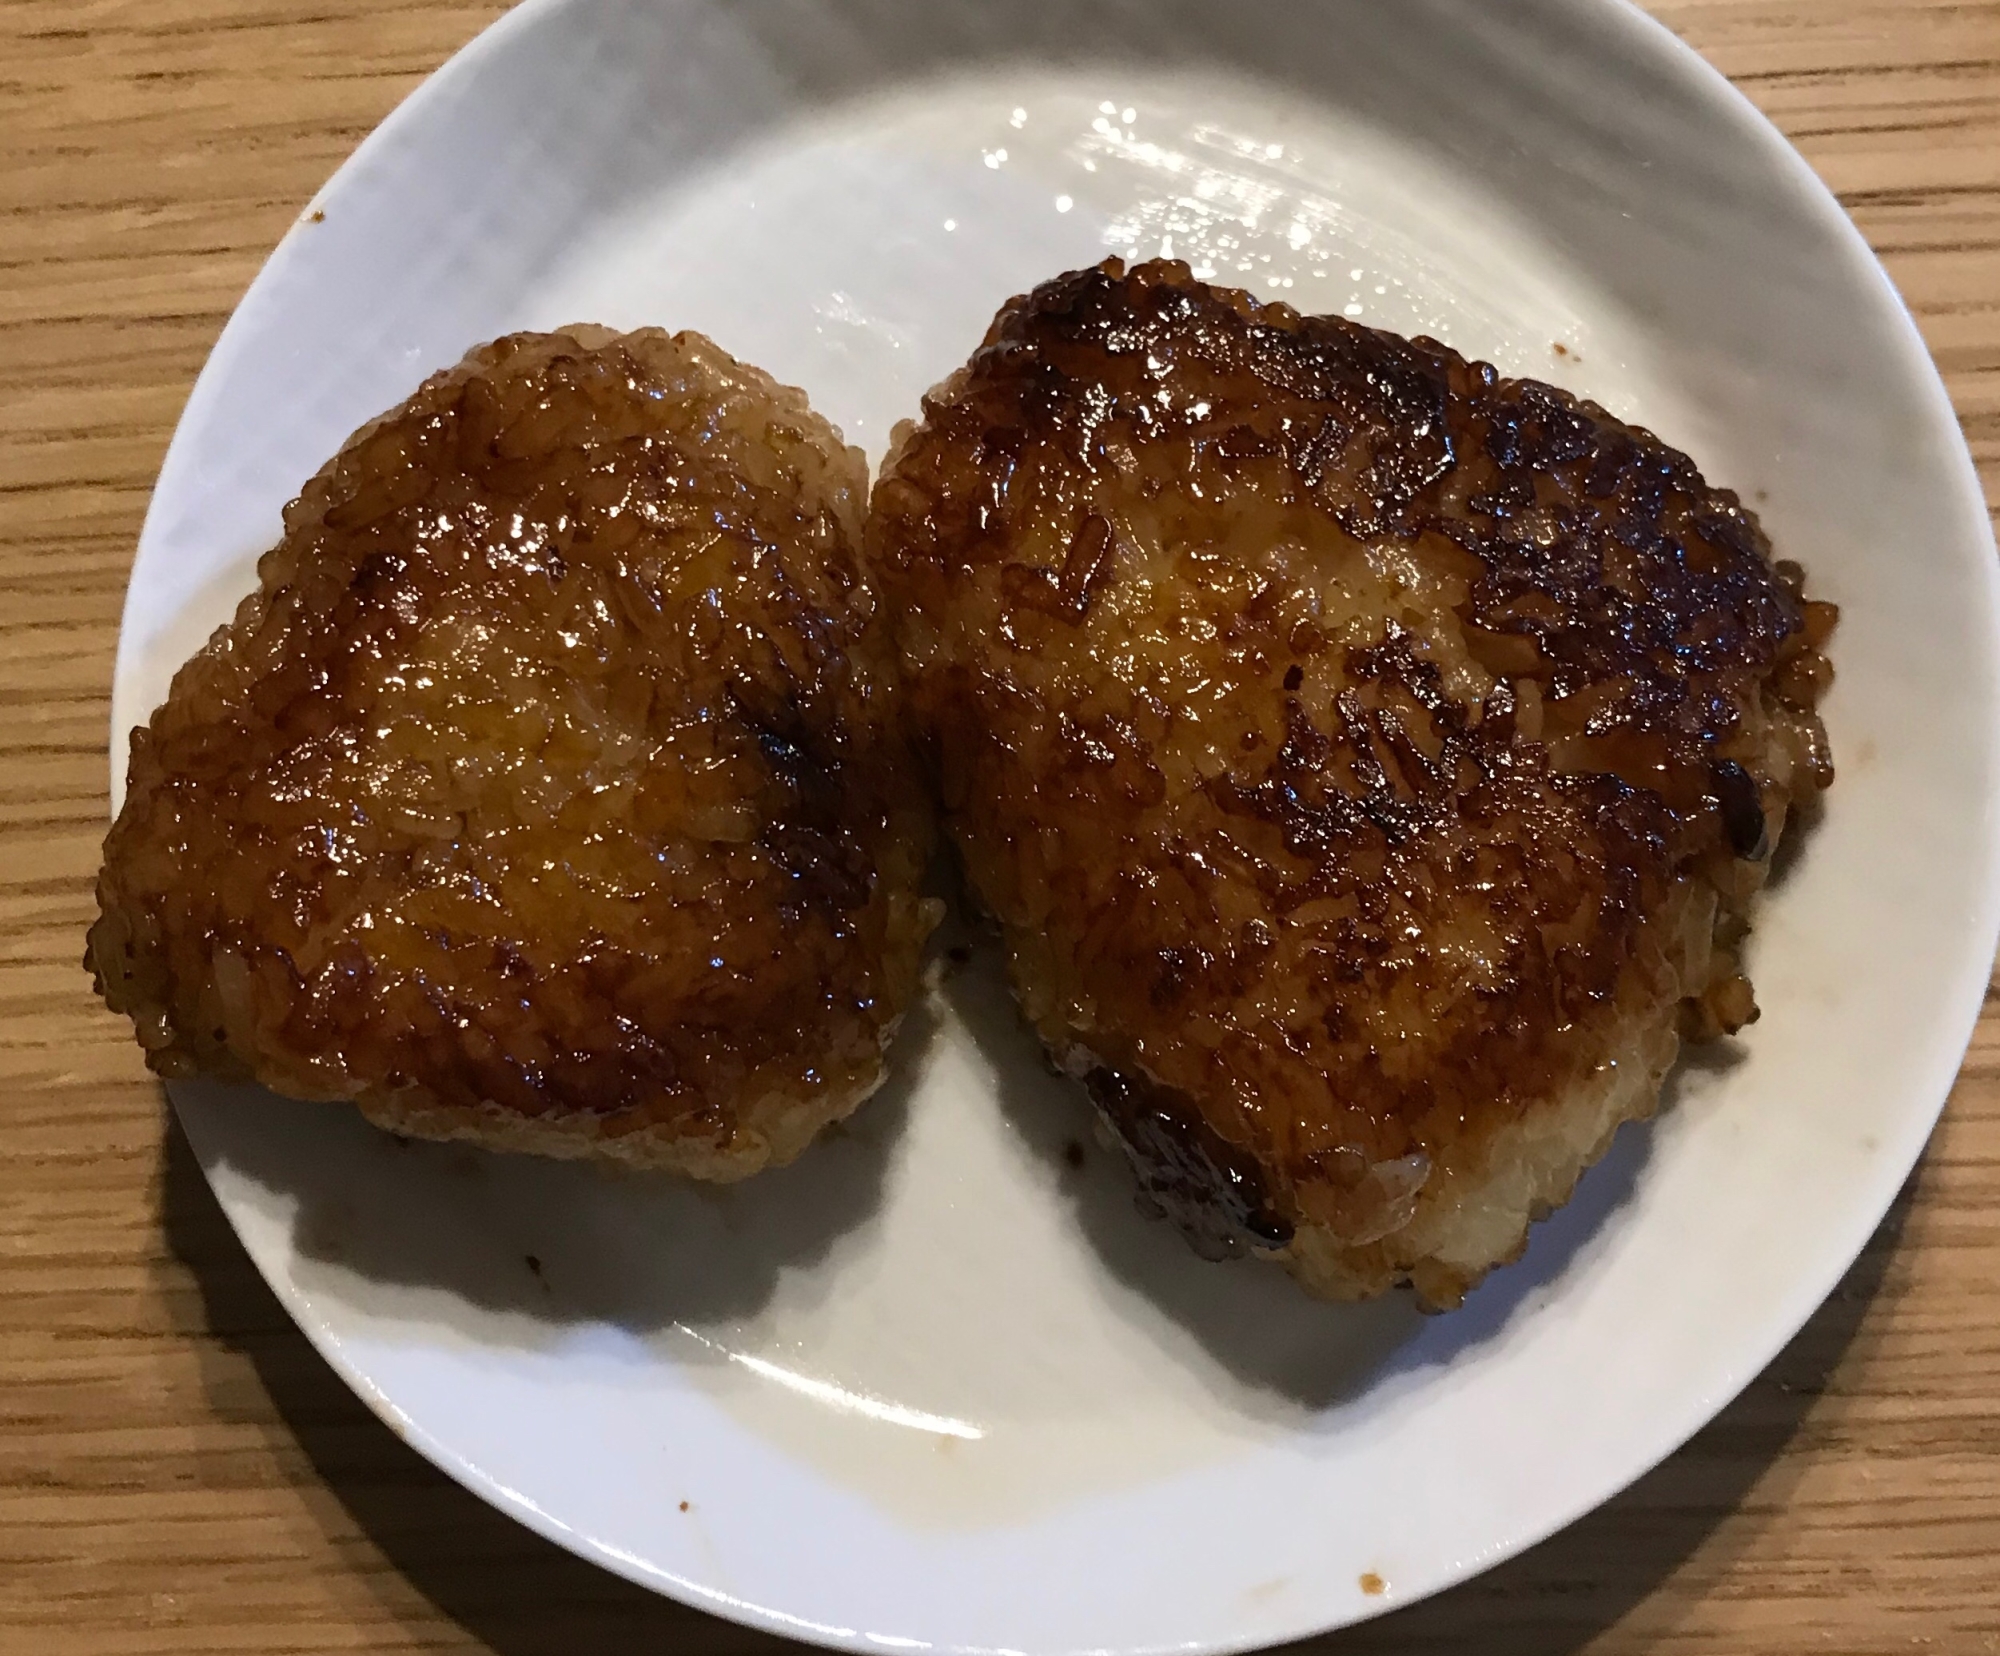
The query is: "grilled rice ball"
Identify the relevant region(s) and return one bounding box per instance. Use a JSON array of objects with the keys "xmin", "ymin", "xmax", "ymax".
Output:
[
  {"xmin": 868, "ymin": 259, "xmax": 1835, "ymax": 1306},
  {"xmin": 90, "ymin": 326, "xmax": 937, "ymax": 1178}
]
